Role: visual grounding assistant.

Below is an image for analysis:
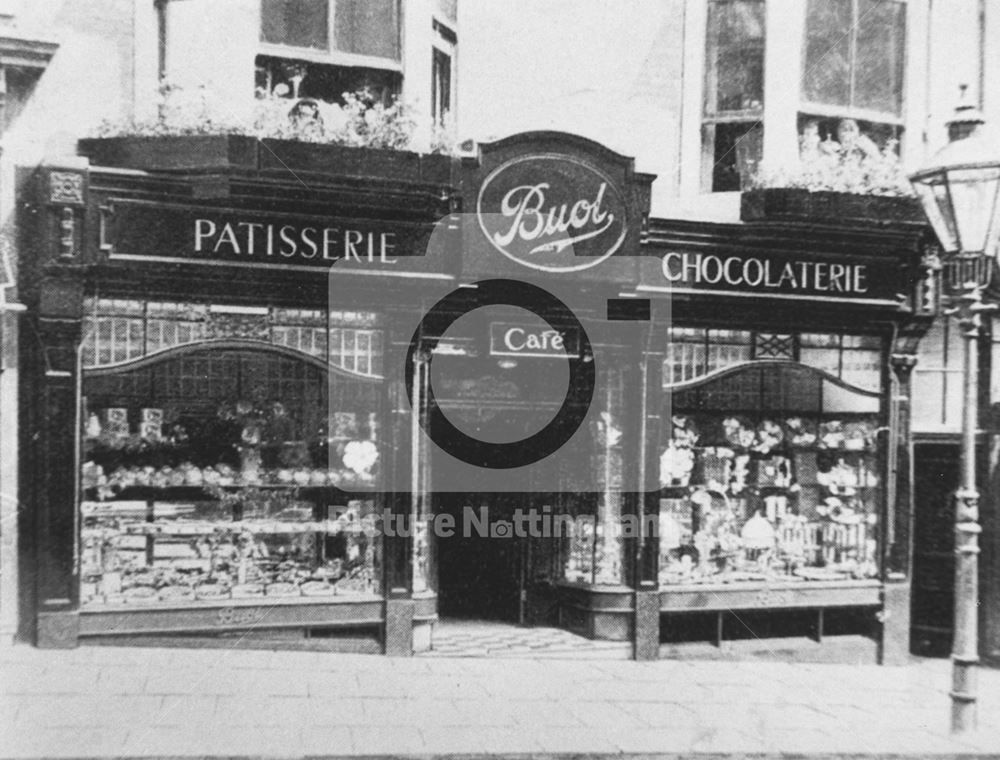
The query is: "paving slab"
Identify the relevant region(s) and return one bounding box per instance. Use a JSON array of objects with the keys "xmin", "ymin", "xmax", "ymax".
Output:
[{"xmin": 2, "ymin": 640, "xmax": 999, "ymax": 758}]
